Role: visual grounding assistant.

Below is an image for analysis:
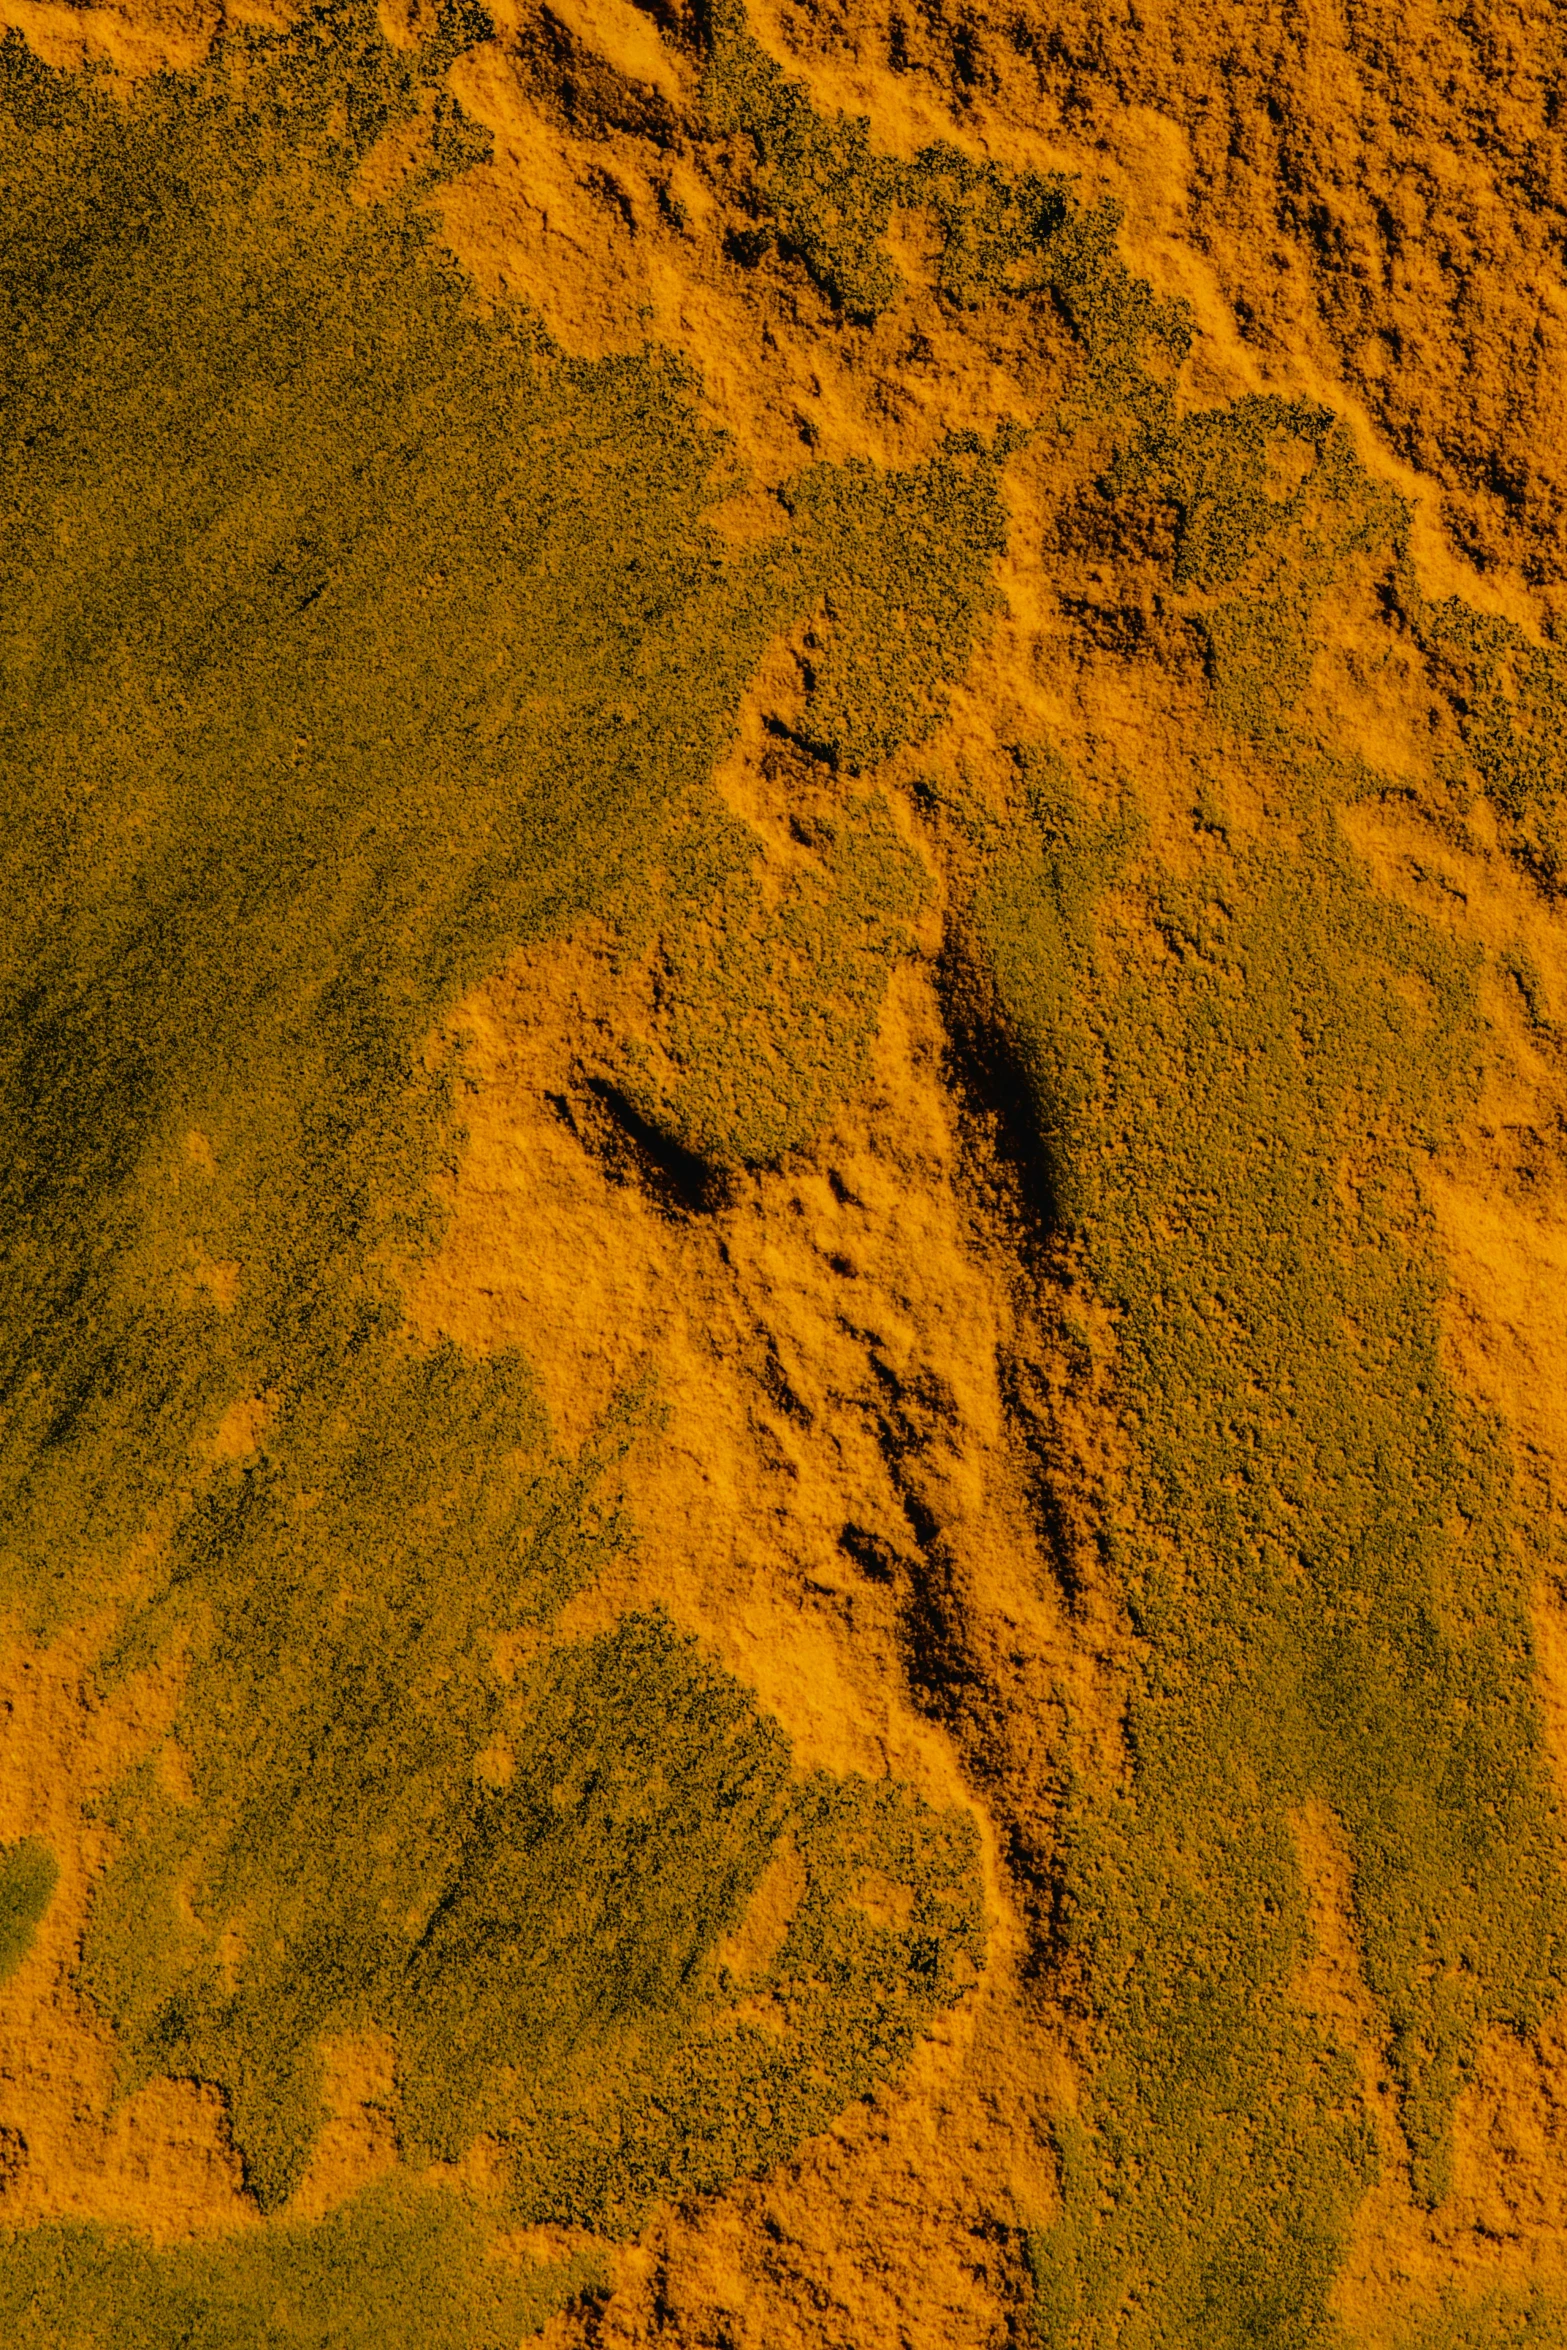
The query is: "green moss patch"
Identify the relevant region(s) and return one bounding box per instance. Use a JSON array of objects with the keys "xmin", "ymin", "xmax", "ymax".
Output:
[
  {"xmin": 971, "ymin": 404, "xmax": 1567, "ymax": 2342},
  {"xmin": 1392, "ymin": 2286, "xmax": 1567, "ymax": 2350},
  {"xmin": 621, "ymin": 788, "xmax": 926, "ymax": 1166},
  {"xmin": 0, "ymin": 1, "xmax": 792, "ymax": 1621},
  {"xmin": 88, "ymin": 1387, "xmax": 982, "ymax": 2219},
  {"xmin": 0, "ymin": 2177, "xmax": 605, "ymax": 2347},
  {"xmin": 780, "ymin": 440, "xmax": 1009, "ymax": 773},
  {"xmin": 700, "ymin": 6, "xmax": 1189, "ymax": 415},
  {"xmin": 991, "ymin": 739, "xmax": 1563, "ymax": 2342},
  {"xmin": 0, "ymin": 1838, "xmax": 57, "ymax": 1984},
  {"xmin": 1413, "ymin": 600, "xmax": 1567, "ymax": 893}
]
